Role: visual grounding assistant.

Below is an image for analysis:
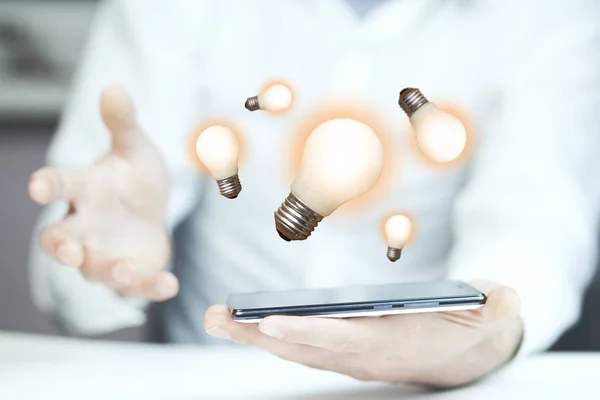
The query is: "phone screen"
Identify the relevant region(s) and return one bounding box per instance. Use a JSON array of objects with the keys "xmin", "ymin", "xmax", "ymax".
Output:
[{"xmin": 228, "ymin": 280, "xmax": 483, "ymax": 310}]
